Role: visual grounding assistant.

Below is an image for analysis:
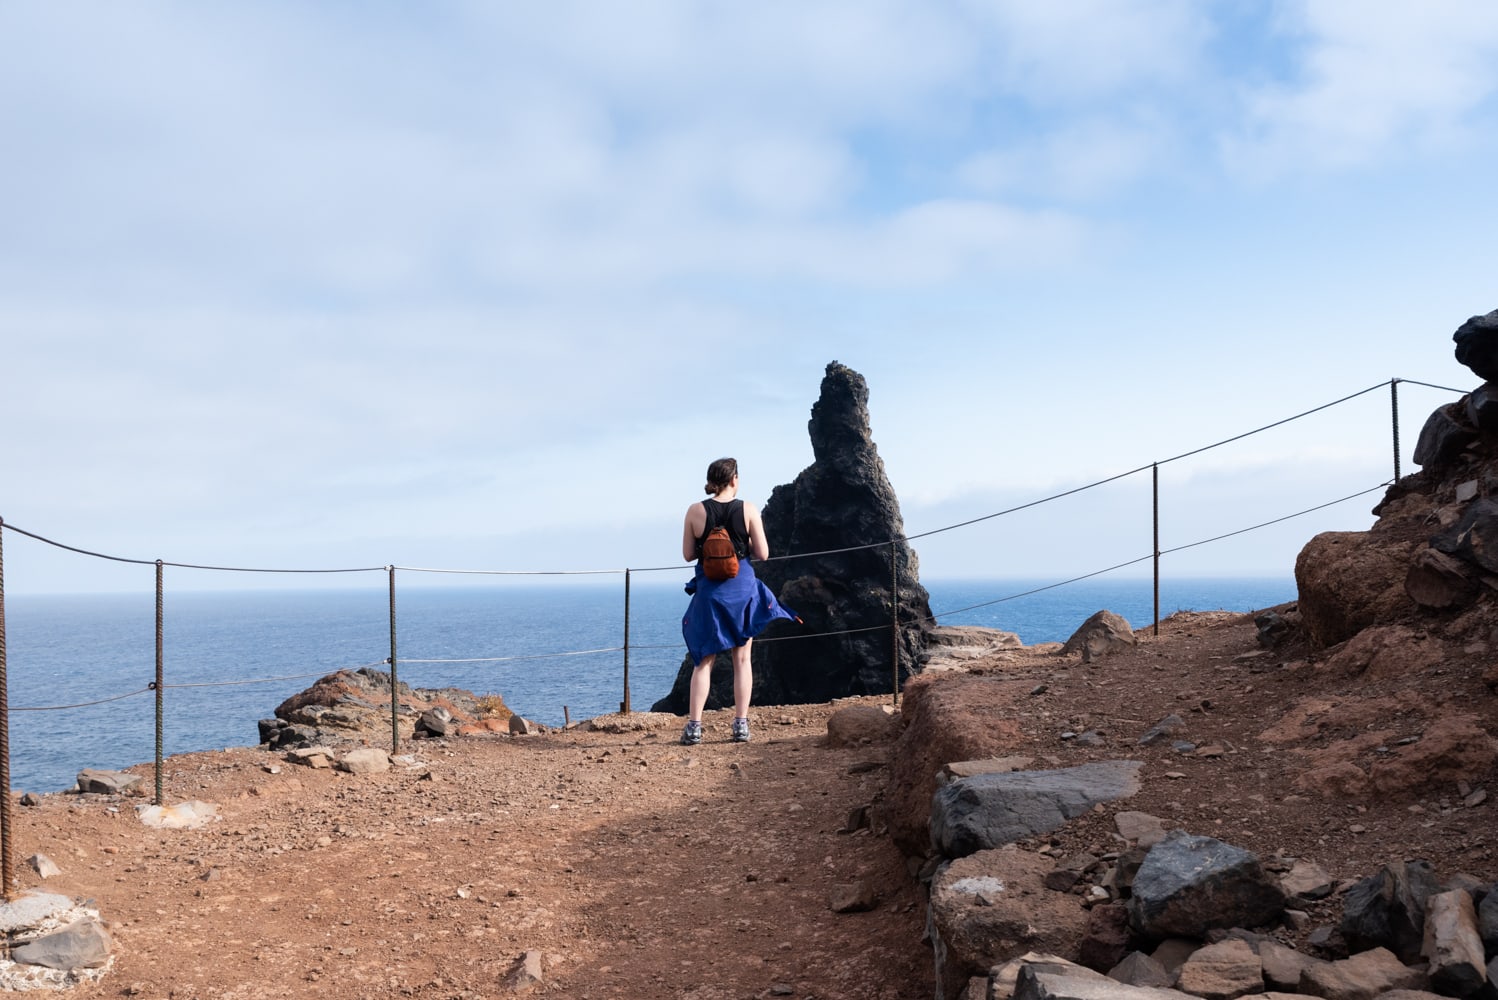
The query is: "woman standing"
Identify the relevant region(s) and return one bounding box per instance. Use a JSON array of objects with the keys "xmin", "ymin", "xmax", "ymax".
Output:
[{"xmin": 679, "ymin": 457, "xmax": 798, "ymax": 745}]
